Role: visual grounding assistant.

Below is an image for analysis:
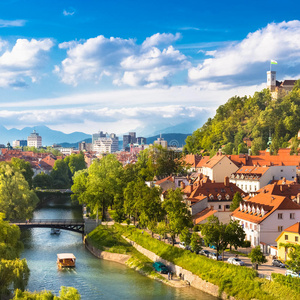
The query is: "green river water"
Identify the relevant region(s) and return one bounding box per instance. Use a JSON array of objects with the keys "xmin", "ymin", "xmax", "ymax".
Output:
[{"xmin": 20, "ymin": 199, "xmax": 216, "ymax": 300}]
